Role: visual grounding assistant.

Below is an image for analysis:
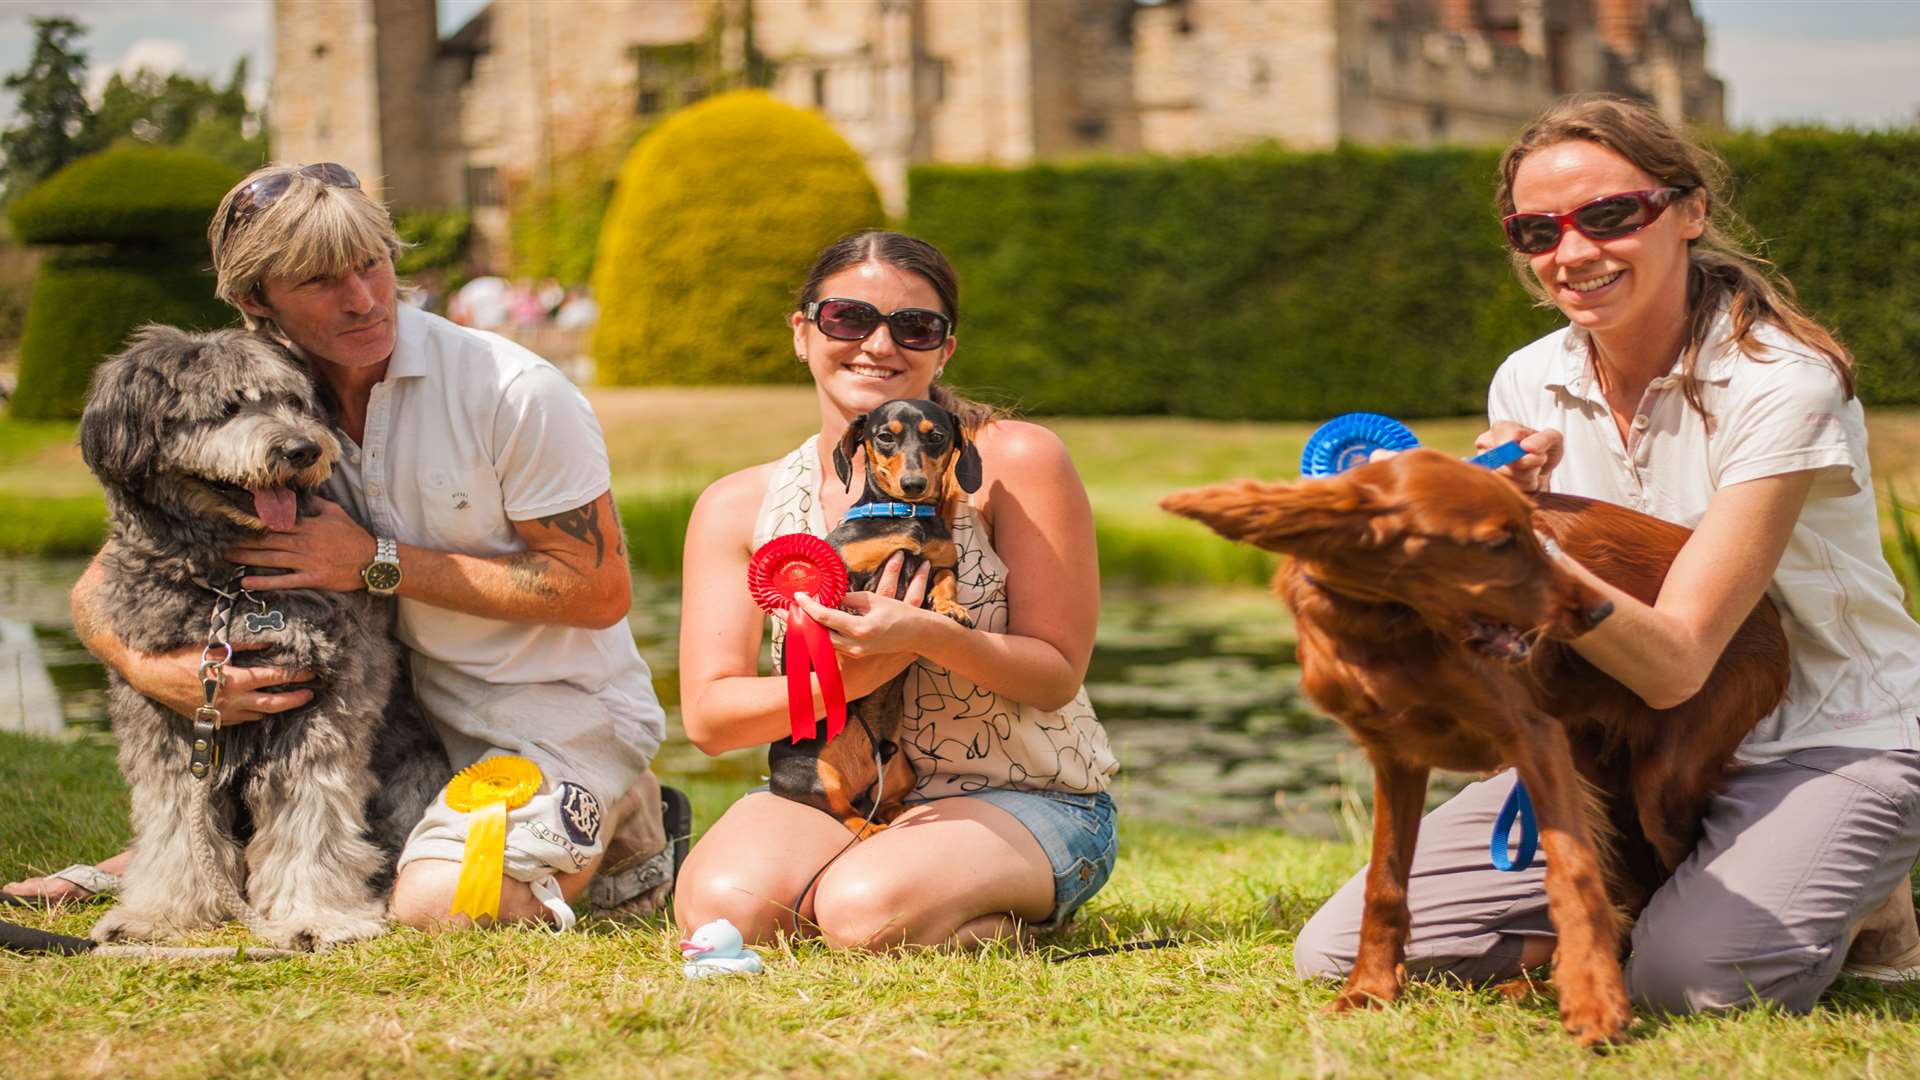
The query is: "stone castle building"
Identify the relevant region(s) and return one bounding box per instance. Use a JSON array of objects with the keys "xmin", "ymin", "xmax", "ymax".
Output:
[{"xmin": 271, "ymin": 0, "xmax": 1722, "ymax": 271}]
